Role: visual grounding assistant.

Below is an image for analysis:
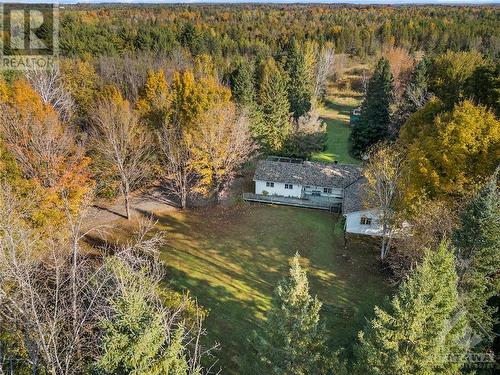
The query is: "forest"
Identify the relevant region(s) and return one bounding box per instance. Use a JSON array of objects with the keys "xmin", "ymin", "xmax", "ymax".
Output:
[{"xmin": 0, "ymin": 3, "xmax": 499, "ymax": 375}]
